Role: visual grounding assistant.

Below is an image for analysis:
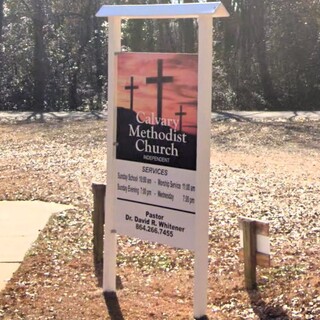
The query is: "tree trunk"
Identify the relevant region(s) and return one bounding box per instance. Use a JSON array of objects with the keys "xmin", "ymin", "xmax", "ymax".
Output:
[
  {"xmin": 0, "ymin": 0, "xmax": 4, "ymax": 75},
  {"xmin": 0, "ymin": 0, "xmax": 4, "ymax": 43},
  {"xmin": 93, "ymin": 15, "xmax": 104, "ymax": 109},
  {"xmin": 179, "ymin": 0, "xmax": 196, "ymax": 53},
  {"xmin": 69, "ymin": 69, "xmax": 79, "ymax": 110},
  {"xmin": 126, "ymin": 20, "xmax": 144, "ymax": 51},
  {"xmin": 156, "ymin": 20, "xmax": 174, "ymax": 52},
  {"xmin": 253, "ymin": 0, "xmax": 278, "ymax": 108},
  {"xmin": 31, "ymin": 0, "xmax": 48, "ymax": 112},
  {"xmin": 179, "ymin": 19, "xmax": 196, "ymax": 53}
]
